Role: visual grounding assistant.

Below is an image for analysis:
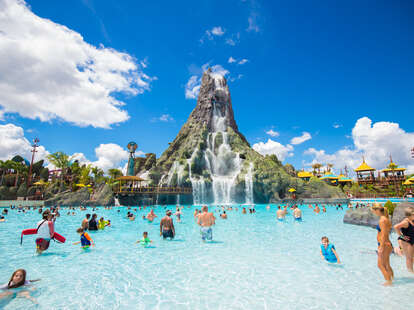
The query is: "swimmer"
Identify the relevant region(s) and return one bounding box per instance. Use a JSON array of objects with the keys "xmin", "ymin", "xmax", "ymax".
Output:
[
  {"xmin": 220, "ymin": 211, "xmax": 227, "ymax": 219},
  {"xmin": 314, "ymin": 205, "xmax": 320, "ymax": 214},
  {"xmin": 394, "ymin": 207, "xmax": 414, "ymax": 273},
  {"xmin": 137, "ymin": 231, "xmax": 152, "ymax": 246},
  {"xmin": 174, "ymin": 207, "xmax": 182, "ymax": 222},
  {"xmin": 82, "ymin": 214, "xmax": 90, "ymax": 230},
  {"xmin": 322, "ymin": 206, "xmax": 326, "ymax": 213},
  {"xmin": 98, "ymin": 217, "xmax": 109, "ymax": 230},
  {"xmin": 293, "ymin": 206, "xmax": 302, "ymax": 221},
  {"xmin": 0, "ymin": 269, "xmax": 40, "ymax": 303},
  {"xmin": 320, "ymin": 237, "xmax": 341, "ymax": 264},
  {"xmin": 127, "ymin": 212, "xmax": 135, "ymax": 221},
  {"xmin": 371, "ymin": 204, "xmax": 394, "ymax": 286},
  {"xmin": 194, "ymin": 209, "xmax": 199, "ymax": 218},
  {"xmin": 73, "ymin": 227, "xmax": 94, "ymax": 249},
  {"xmin": 276, "ymin": 206, "xmax": 285, "ymax": 221},
  {"xmin": 146, "ymin": 209, "xmax": 157, "ymax": 222},
  {"xmin": 197, "ymin": 206, "xmax": 215, "ymax": 242},
  {"xmin": 89, "ymin": 213, "xmax": 98, "ymax": 230},
  {"xmin": 242, "ymin": 207, "xmax": 247, "ymax": 214},
  {"xmin": 0, "ymin": 216, "xmax": 5, "ymax": 222},
  {"xmin": 160, "ymin": 210, "xmax": 175, "ymax": 239},
  {"xmin": 266, "ymin": 205, "xmax": 270, "ymax": 210}
]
